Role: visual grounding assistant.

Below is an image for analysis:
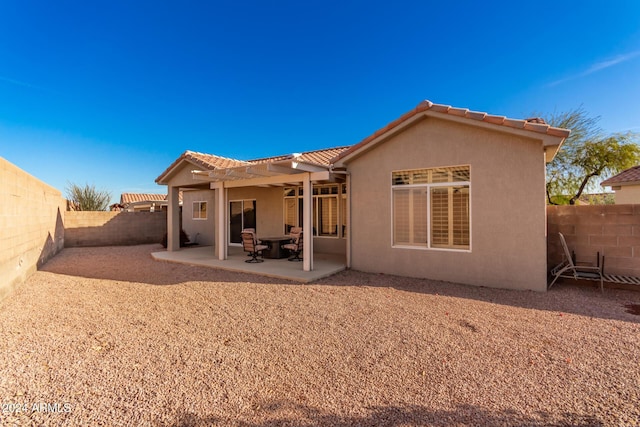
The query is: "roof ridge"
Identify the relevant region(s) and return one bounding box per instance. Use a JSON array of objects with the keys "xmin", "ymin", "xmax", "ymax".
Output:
[
  {"xmin": 331, "ymin": 100, "xmax": 571, "ymax": 164},
  {"xmin": 248, "ymin": 145, "xmax": 351, "ymax": 163}
]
